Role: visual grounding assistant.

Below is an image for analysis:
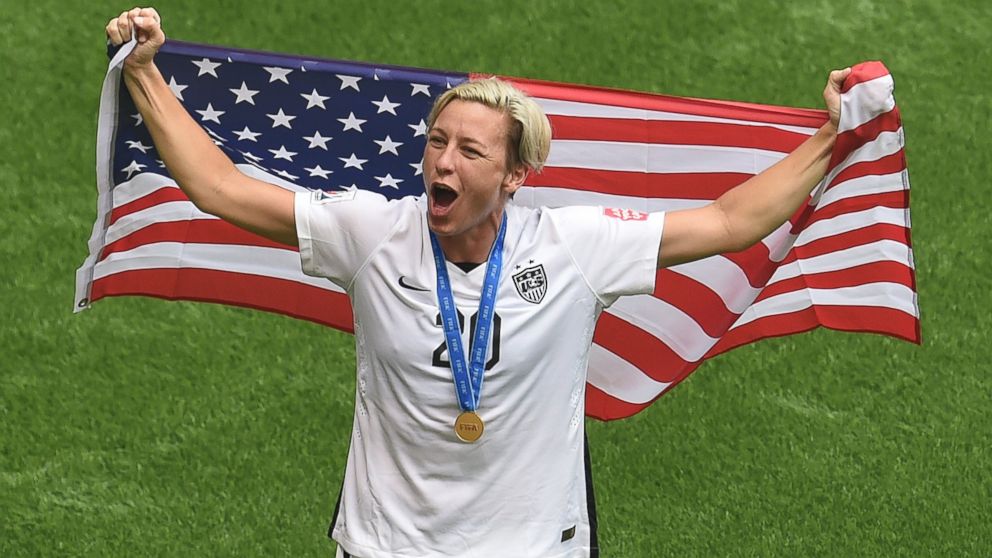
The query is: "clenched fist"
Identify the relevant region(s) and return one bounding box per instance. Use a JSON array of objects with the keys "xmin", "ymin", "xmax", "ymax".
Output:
[
  {"xmin": 823, "ymin": 67, "xmax": 852, "ymax": 129},
  {"xmin": 105, "ymin": 7, "xmax": 165, "ymax": 69}
]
